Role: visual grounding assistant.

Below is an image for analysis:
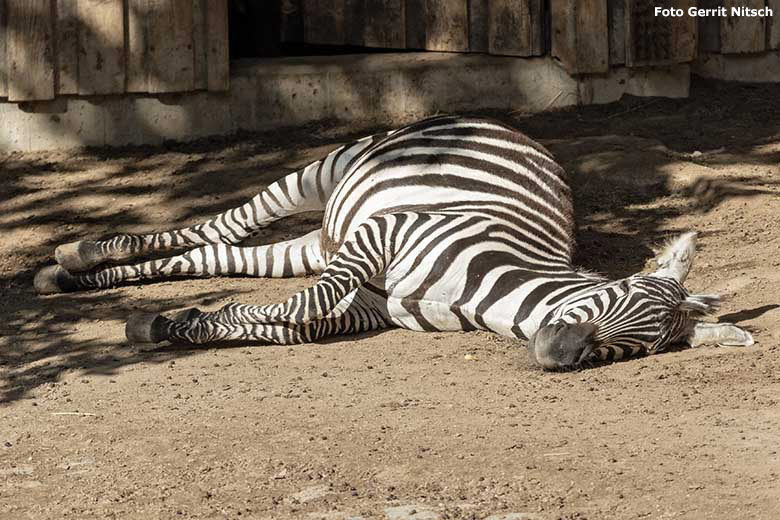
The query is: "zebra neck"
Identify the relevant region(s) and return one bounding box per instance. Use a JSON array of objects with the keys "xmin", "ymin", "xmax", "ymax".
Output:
[{"xmin": 476, "ymin": 271, "xmax": 606, "ymax": 341}]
